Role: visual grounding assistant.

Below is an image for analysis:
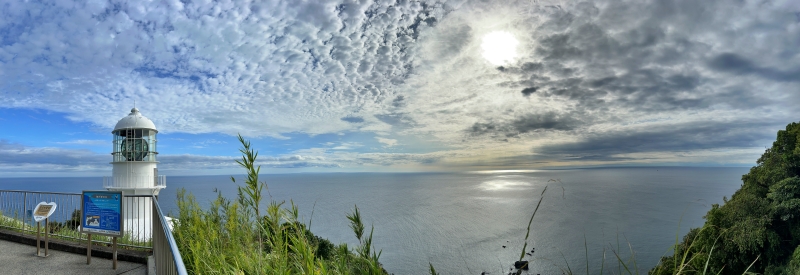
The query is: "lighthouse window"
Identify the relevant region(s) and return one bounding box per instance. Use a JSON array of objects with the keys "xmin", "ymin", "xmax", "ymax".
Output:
[
  {"xmin": 121, "ymin": 137, "xmax": 149, "ymax": 161},
  {"xmin": 112, "ymin": 129, "xmax": 157, "ymax": 162}
]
